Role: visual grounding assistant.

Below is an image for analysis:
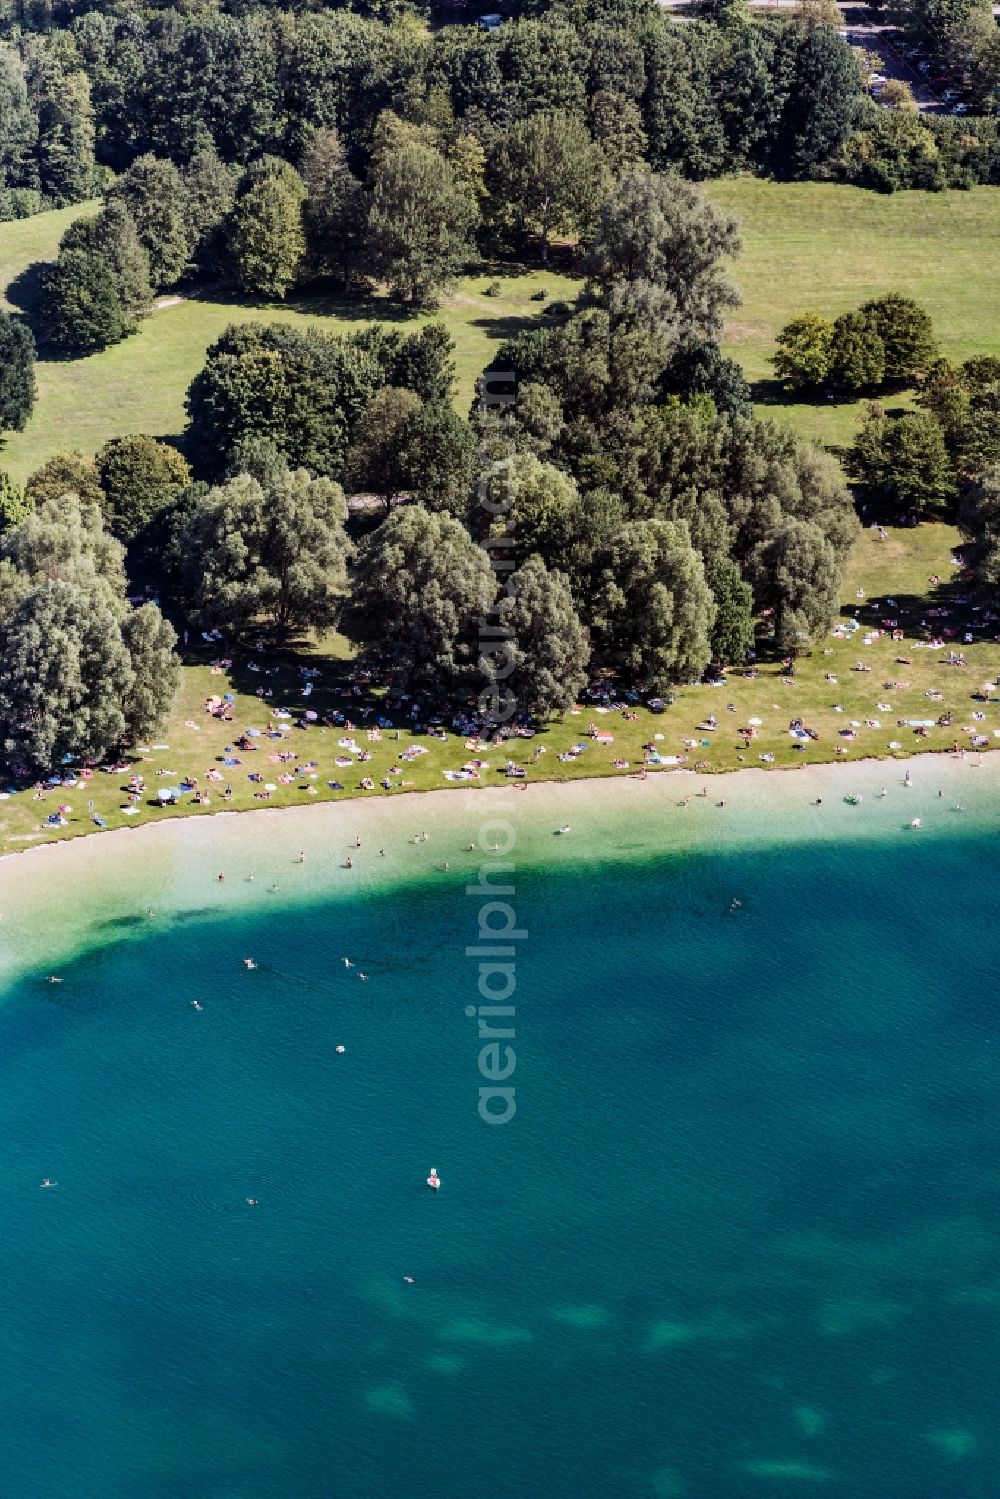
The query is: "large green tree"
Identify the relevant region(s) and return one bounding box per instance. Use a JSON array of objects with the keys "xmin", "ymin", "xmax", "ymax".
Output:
[
  {"xmin": 828, "ymin": 309, "xmax": 885, "ymax": 394},
  {"xmin": 186, "ymin": 322, "xmax": 382, "ymax": 478},
  {"xmin": 398, "ymin": 402, "xmax": 477, "ymax": 515},
  {"xmin": 851, "ymin": 408, "xmax": 956, "ymax": 514},
  {"xmin": 231, "ymin": 157, "xmax": 307, "ymax": 301},
  {"xmin": 341, "ymin": 505, "xmax": 496, "ymax": 695},
  {"xmin": 585, "ymin": 169, "xmax": 741, "ymax": 338},
  {"xmin": 182, "ymin": 148, "xmax": 237, "ymax": 278},
  {"xmin": 0, "ymin": 489, "xmax": 126, "ymax": 605},
  {"xmin": 491, "ymin": 110, "xmax": 607, "ymax": 265},
  {"xmin": 859, "ymin": 293, "xmax": 938, "ymax": 384},
  {"xmin": 346, "ymin": 386, "xmax": 421, "ymax": 512},
  {"xmin": 593, "ymin": 518, "xmax": 716, "ymax": 687},
  {"xmin": 96, "ymin": 435, "xmax": 192, "ymax": 543},
  {"xmin": 120, "ymin": 601, "xmax": 180, "ymax": 744},
  {"xmin": 958, "ymin": 465, "xmax": 1000, "ymax": 590},
  {"xmin": 301, "ymin": 127, "xmax": 363, "ymax": 280},
  {"xmin": 497, "ymin": 554, "xmax": 590, "ymax": 719},
  {"xmin": 178, "ymin": 458, "xmax": 350, "ymax": 635},
  {"xmin": 706, "ymin": 555, "xmax": 755, "ymax": 666},
  {"xmin": 25, "ymin": 451, "xmax": 104, "ymax": 512},
  {"xmin": 773, "ymin": 312, "xmax": 834, "ymax": 392},
  {"xmin": 366, "ymin": 141, "xmax": 478, "ymax": 305},
  {"xmin": 60, "ymin": 200, "xmax": 152, "ymax": 328},
  {"xmin": 0, "ymin": 579, "xmax": 131, "ymax": 772},
  {"xmin": 36, "ymin": 250, "xmax": 124, "ymax": 355},
  {"xmin": 107, "ymin": 154, "xmax": 191, "ymax": 290}
]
